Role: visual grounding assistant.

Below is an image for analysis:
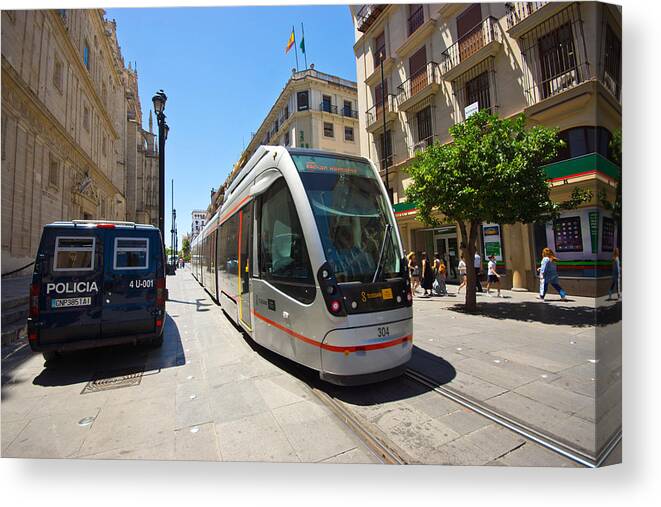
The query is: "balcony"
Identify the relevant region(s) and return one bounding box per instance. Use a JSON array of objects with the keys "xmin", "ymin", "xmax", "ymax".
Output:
[
  {"xmin": 396, "ymin": 62, "xmax": 441, "ymax": 112},
  {"xmin": 320, "ymin": 102, "xmax": 338, "ymax": 115},
  {"xmin": 366, "ymin": 94, "xmax": 397, "ymax": 133},
  {"xmin": 408, "ymin": 134, "xmax": 439, "ymax": 158},
  {"xmin": 356, "ymin": 4, "xmax": 386, "ymax": 33},
  {"xmin": 407, "ymin": 6, "xmax": 424, "ymax": 36},
  {"xmin": 504, "ymin": 1, "xmax": 568, "ymax": 39},
  {"xmin": 319, "ymin": 103, "xmax": 358, "ymax": 119},
  {"xmin": 440, "ymin": 17, "xmax": 502, "ymax": 81}
]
